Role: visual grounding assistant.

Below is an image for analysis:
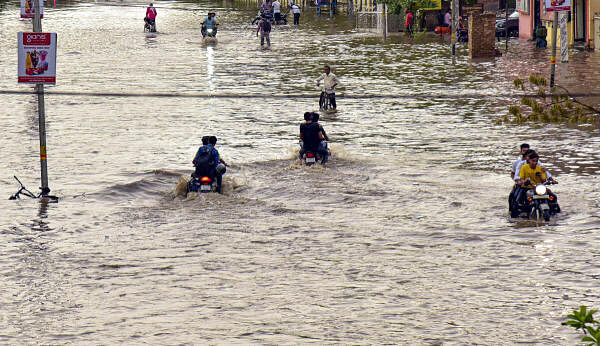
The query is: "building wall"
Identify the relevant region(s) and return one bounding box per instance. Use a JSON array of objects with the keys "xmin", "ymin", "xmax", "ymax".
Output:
[{"xmin": 519, "ymin": 10, "xmax": 534, "ymax": 38}]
